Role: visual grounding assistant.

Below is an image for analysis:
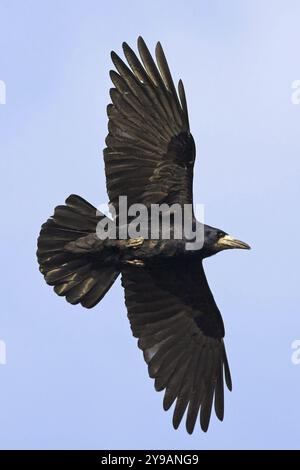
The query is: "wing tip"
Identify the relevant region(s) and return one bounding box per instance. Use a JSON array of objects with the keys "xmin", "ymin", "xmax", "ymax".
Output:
[
  {"xmin": 155, "ymin": 41, "xmax": 162, "ymax": 53},
  {"xmin": 222, "ymin": 342, "xmax": 233, "ymax": 391}
]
